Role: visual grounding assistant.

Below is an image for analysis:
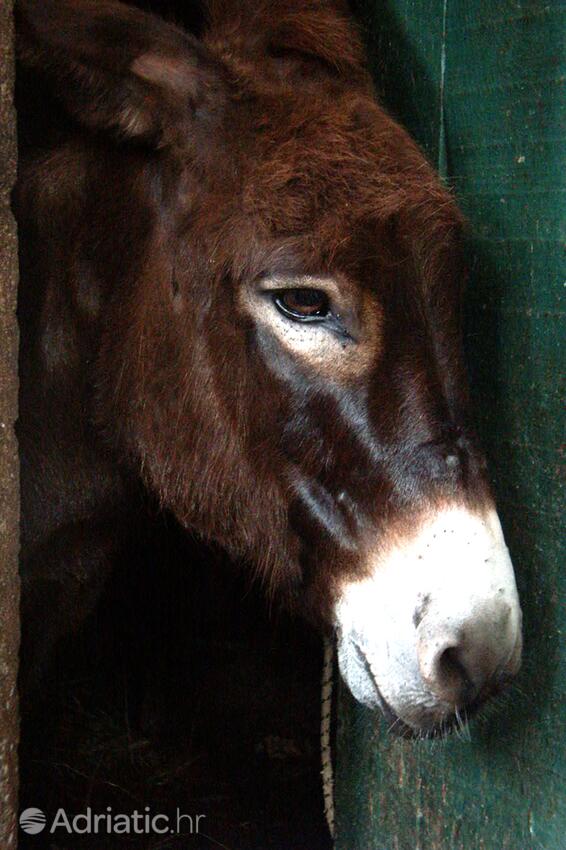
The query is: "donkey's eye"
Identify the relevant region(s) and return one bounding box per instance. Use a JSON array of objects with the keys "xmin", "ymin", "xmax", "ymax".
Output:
[{"xmin": 274, "ymin": 288, "xmax": 330, "ymax": 321}]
